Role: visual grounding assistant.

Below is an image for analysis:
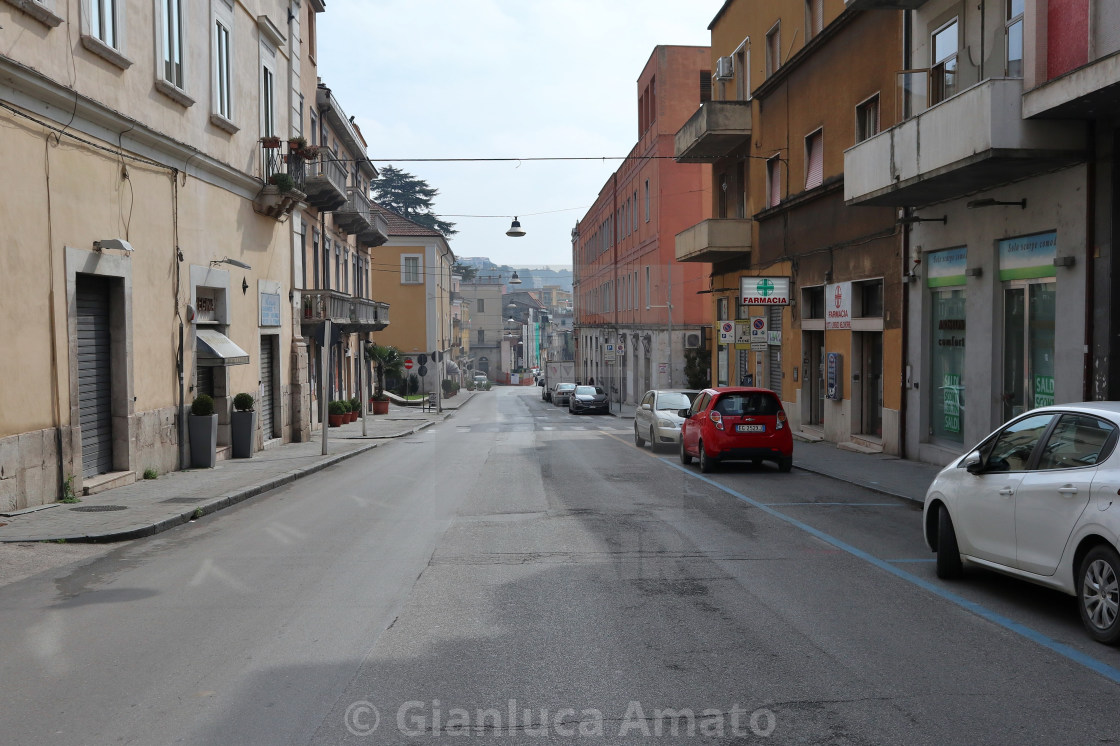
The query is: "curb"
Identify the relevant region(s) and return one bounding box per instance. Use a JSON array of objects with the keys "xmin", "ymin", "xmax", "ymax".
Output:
[{"xmin": 791, "ymin": 462, "xmax": 923, "ymax": 504}]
